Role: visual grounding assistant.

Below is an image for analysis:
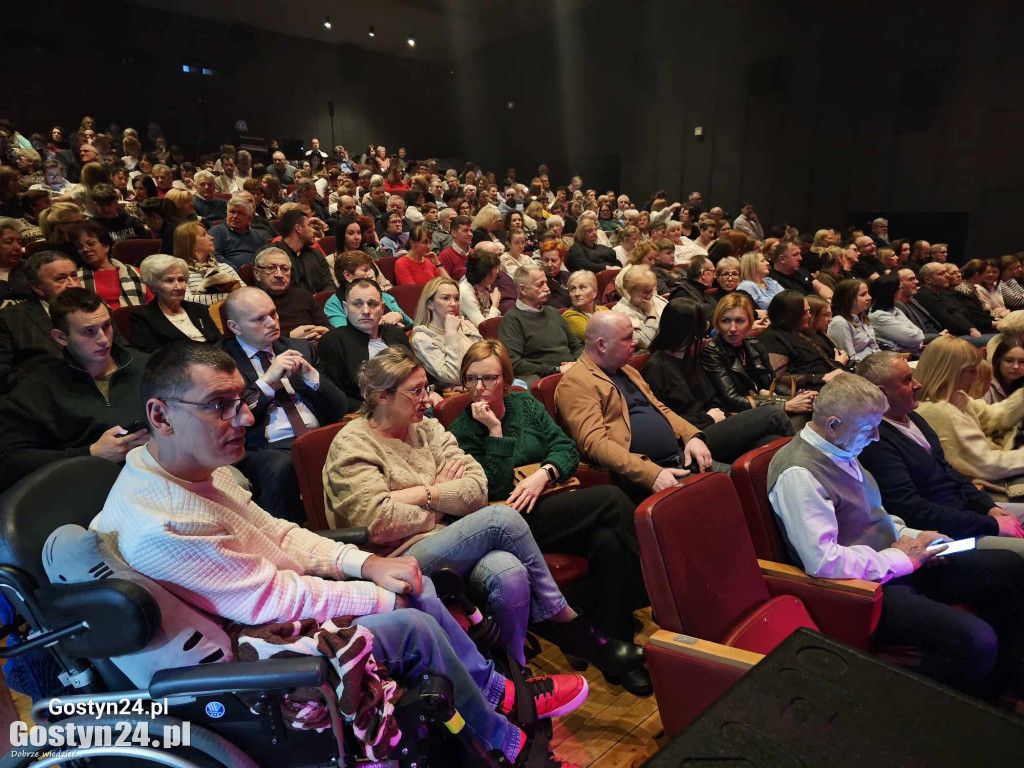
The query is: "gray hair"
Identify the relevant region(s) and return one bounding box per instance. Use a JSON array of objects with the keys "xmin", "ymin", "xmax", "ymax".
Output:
[
  {"xmin": 855, "ymin": 351, "xmax": 904, "ymax": 386},
  {"xmin": 253, "ymin": 246, "xmax": 290, "ymax": 269},
  {"xmin": 194, "ymin": 169, "xmax": 215, "ymax": 184},
  {"xmin": 439, "ymin": 207, "xmax": 457, "ymax": 224},
  {"xmin": 811, "ymin": 373, "xmax": 887, "ymax": 427},
  {"xmin": 227, "ymin": 196, "xmax": 254, "ymax": 216},
  {"xmin": 665, "ymin": 220, "xmax": 683, "ymax": 235},
  {"xmin": 139, "ymin": 253, "xmax": 188, "ymax": 287},
  {"xmin": 0, "ymin": 217, "xmax": 21, "ymax": 235},
  {"xmin": 545, "ymin": 215, "xmax": 564, "ymax": 229},
  {"xmin": 513, "ymin": 264, "xmax": 543, "ymax": 288}
]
